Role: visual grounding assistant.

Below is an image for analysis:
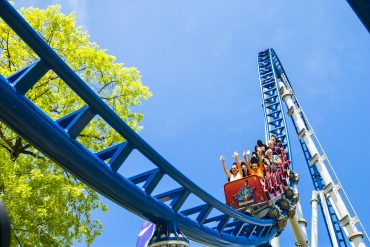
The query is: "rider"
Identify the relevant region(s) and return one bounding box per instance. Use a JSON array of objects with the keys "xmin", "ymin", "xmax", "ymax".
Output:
[
  {"xmin": 246, "ymin": 156, "xmax": 265, "ymax": 179},
  {"xmin": 220, "ymin": 152, "xmax": 243, "ymax": 182}
]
